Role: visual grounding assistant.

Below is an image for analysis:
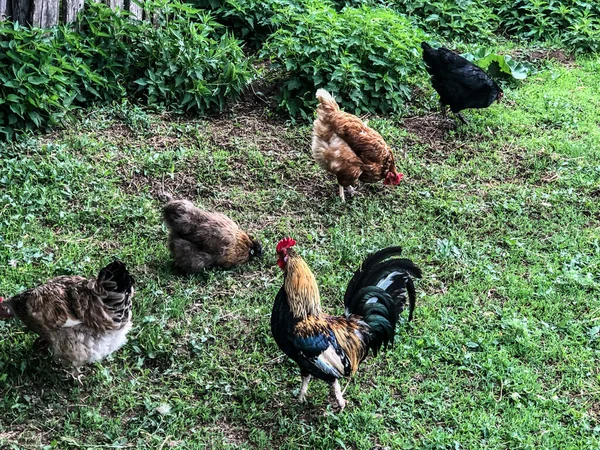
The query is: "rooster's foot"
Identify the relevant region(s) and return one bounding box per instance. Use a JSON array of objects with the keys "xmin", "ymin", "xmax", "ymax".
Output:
[
  {"xmin": 332, "ymin": 379, "xmax": 347, "ymax": 412},
  {"xmin": 298, "ymin": 374, "xmax": 311, "ymax": 403}
]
